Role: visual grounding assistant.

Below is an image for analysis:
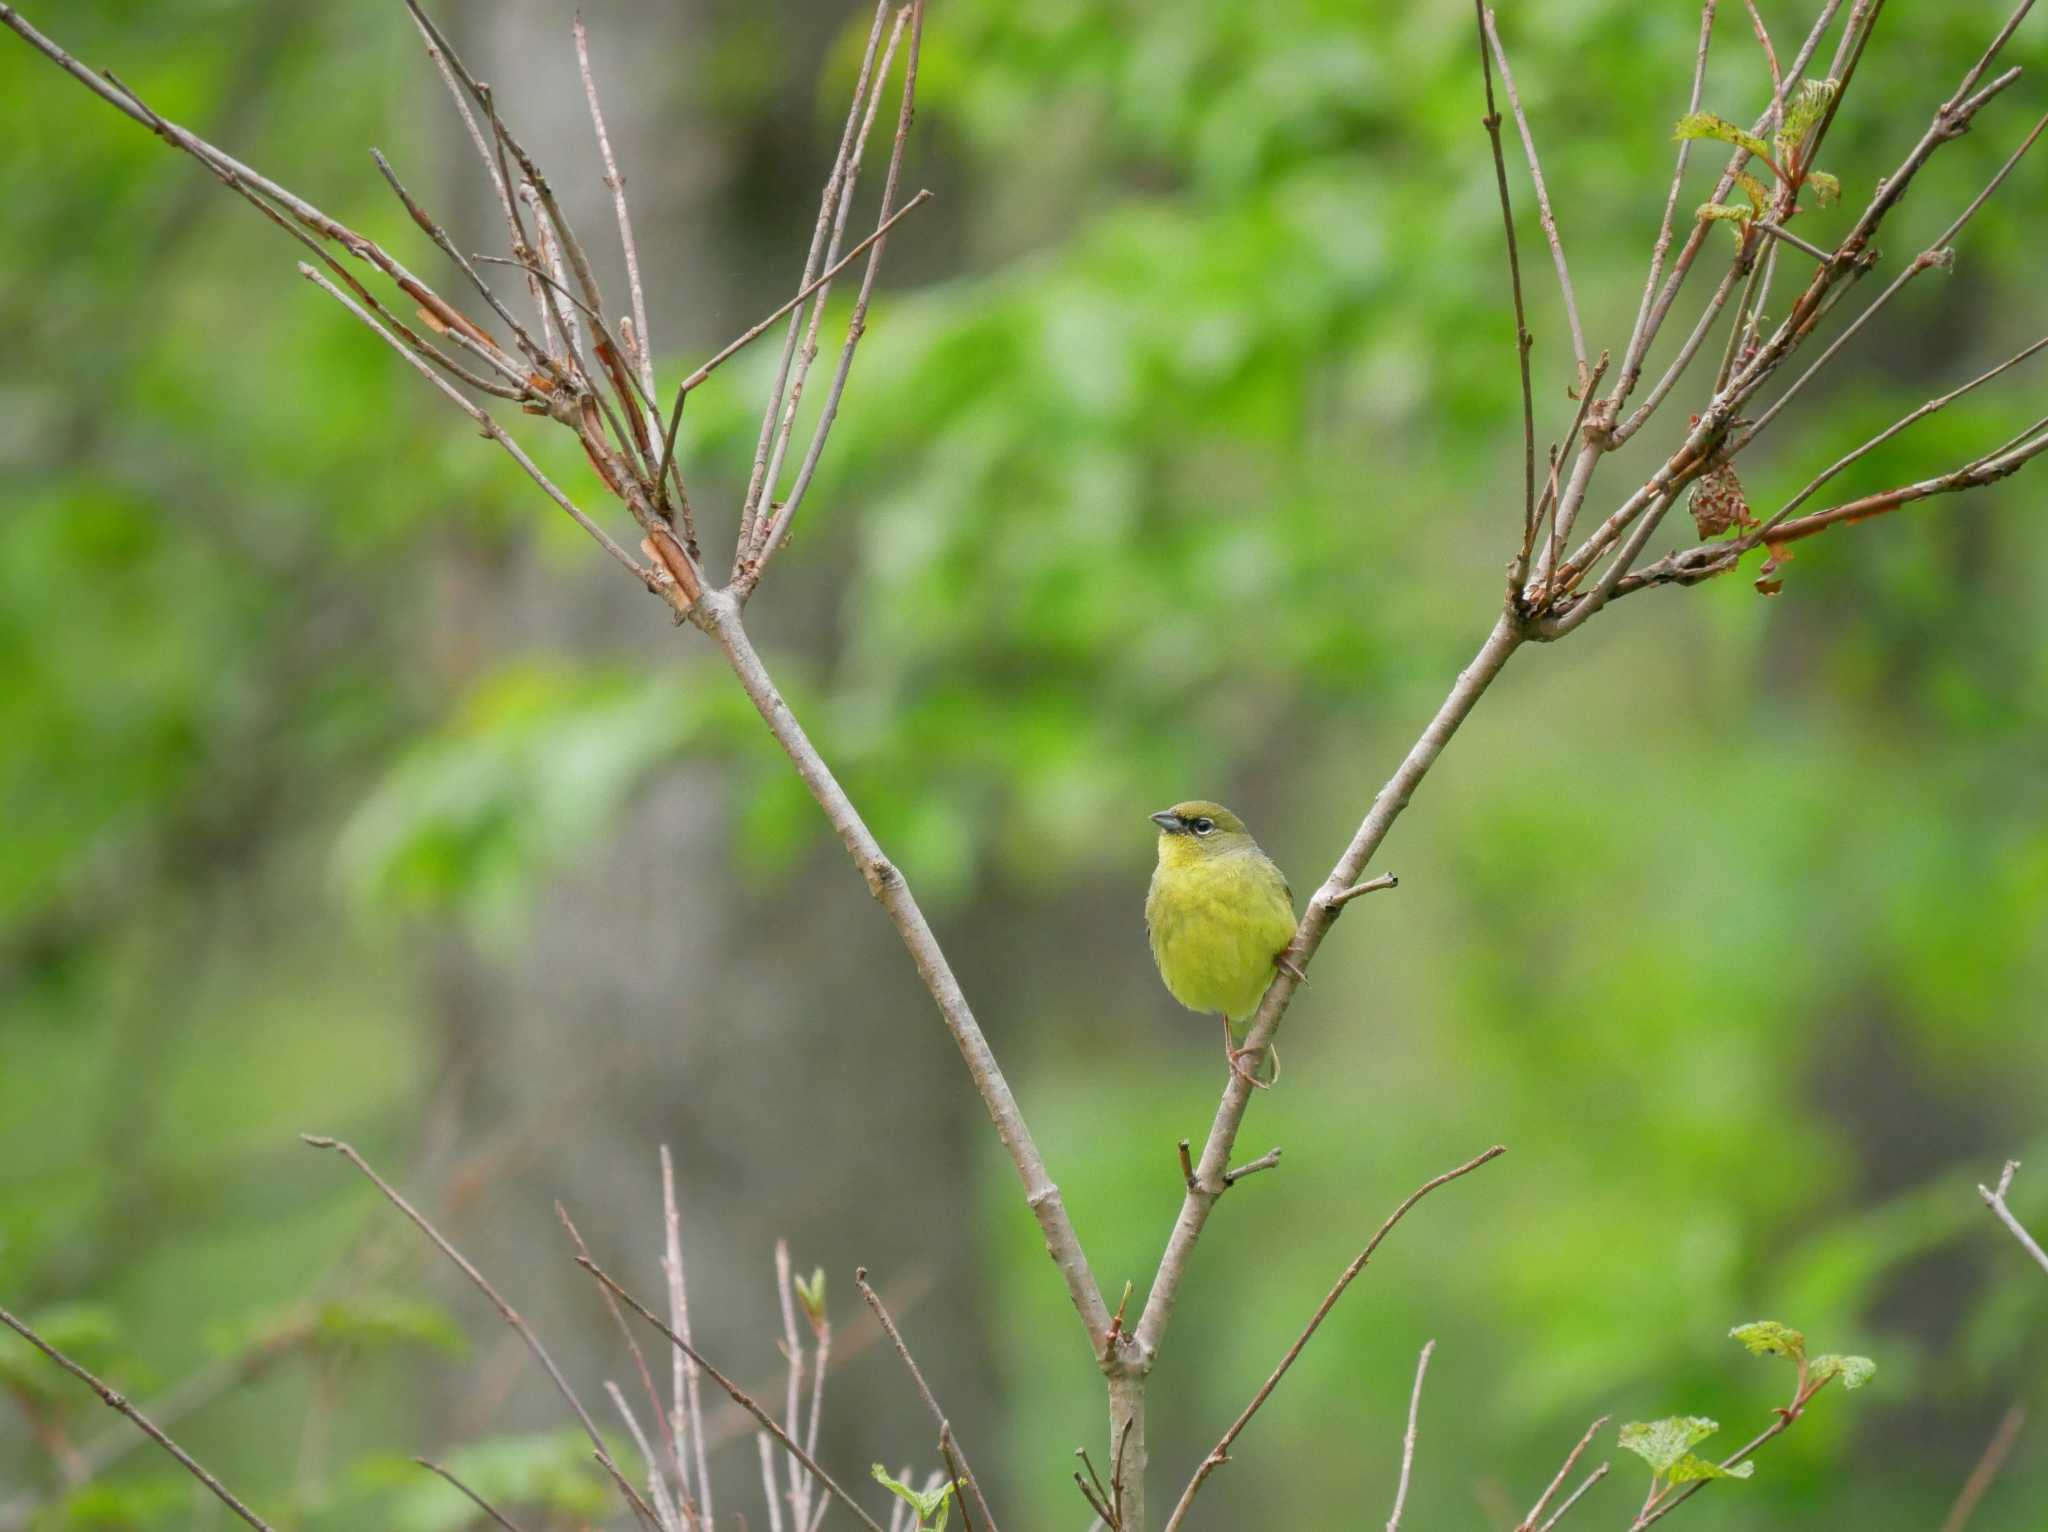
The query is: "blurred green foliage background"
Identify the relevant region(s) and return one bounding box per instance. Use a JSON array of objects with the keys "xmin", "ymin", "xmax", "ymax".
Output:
[{"xmin": 3, "ymin": 1, "xmax": 2046, "ymax": 1528}]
